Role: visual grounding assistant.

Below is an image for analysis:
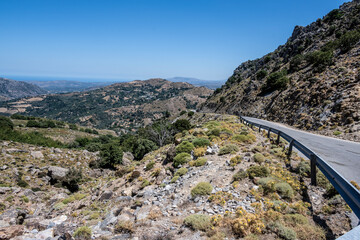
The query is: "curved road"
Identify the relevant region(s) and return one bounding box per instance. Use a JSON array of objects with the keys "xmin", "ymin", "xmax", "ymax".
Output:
[{"xmin": 243, "ymin": 116, "xmax": 360, "ymax": 185}]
